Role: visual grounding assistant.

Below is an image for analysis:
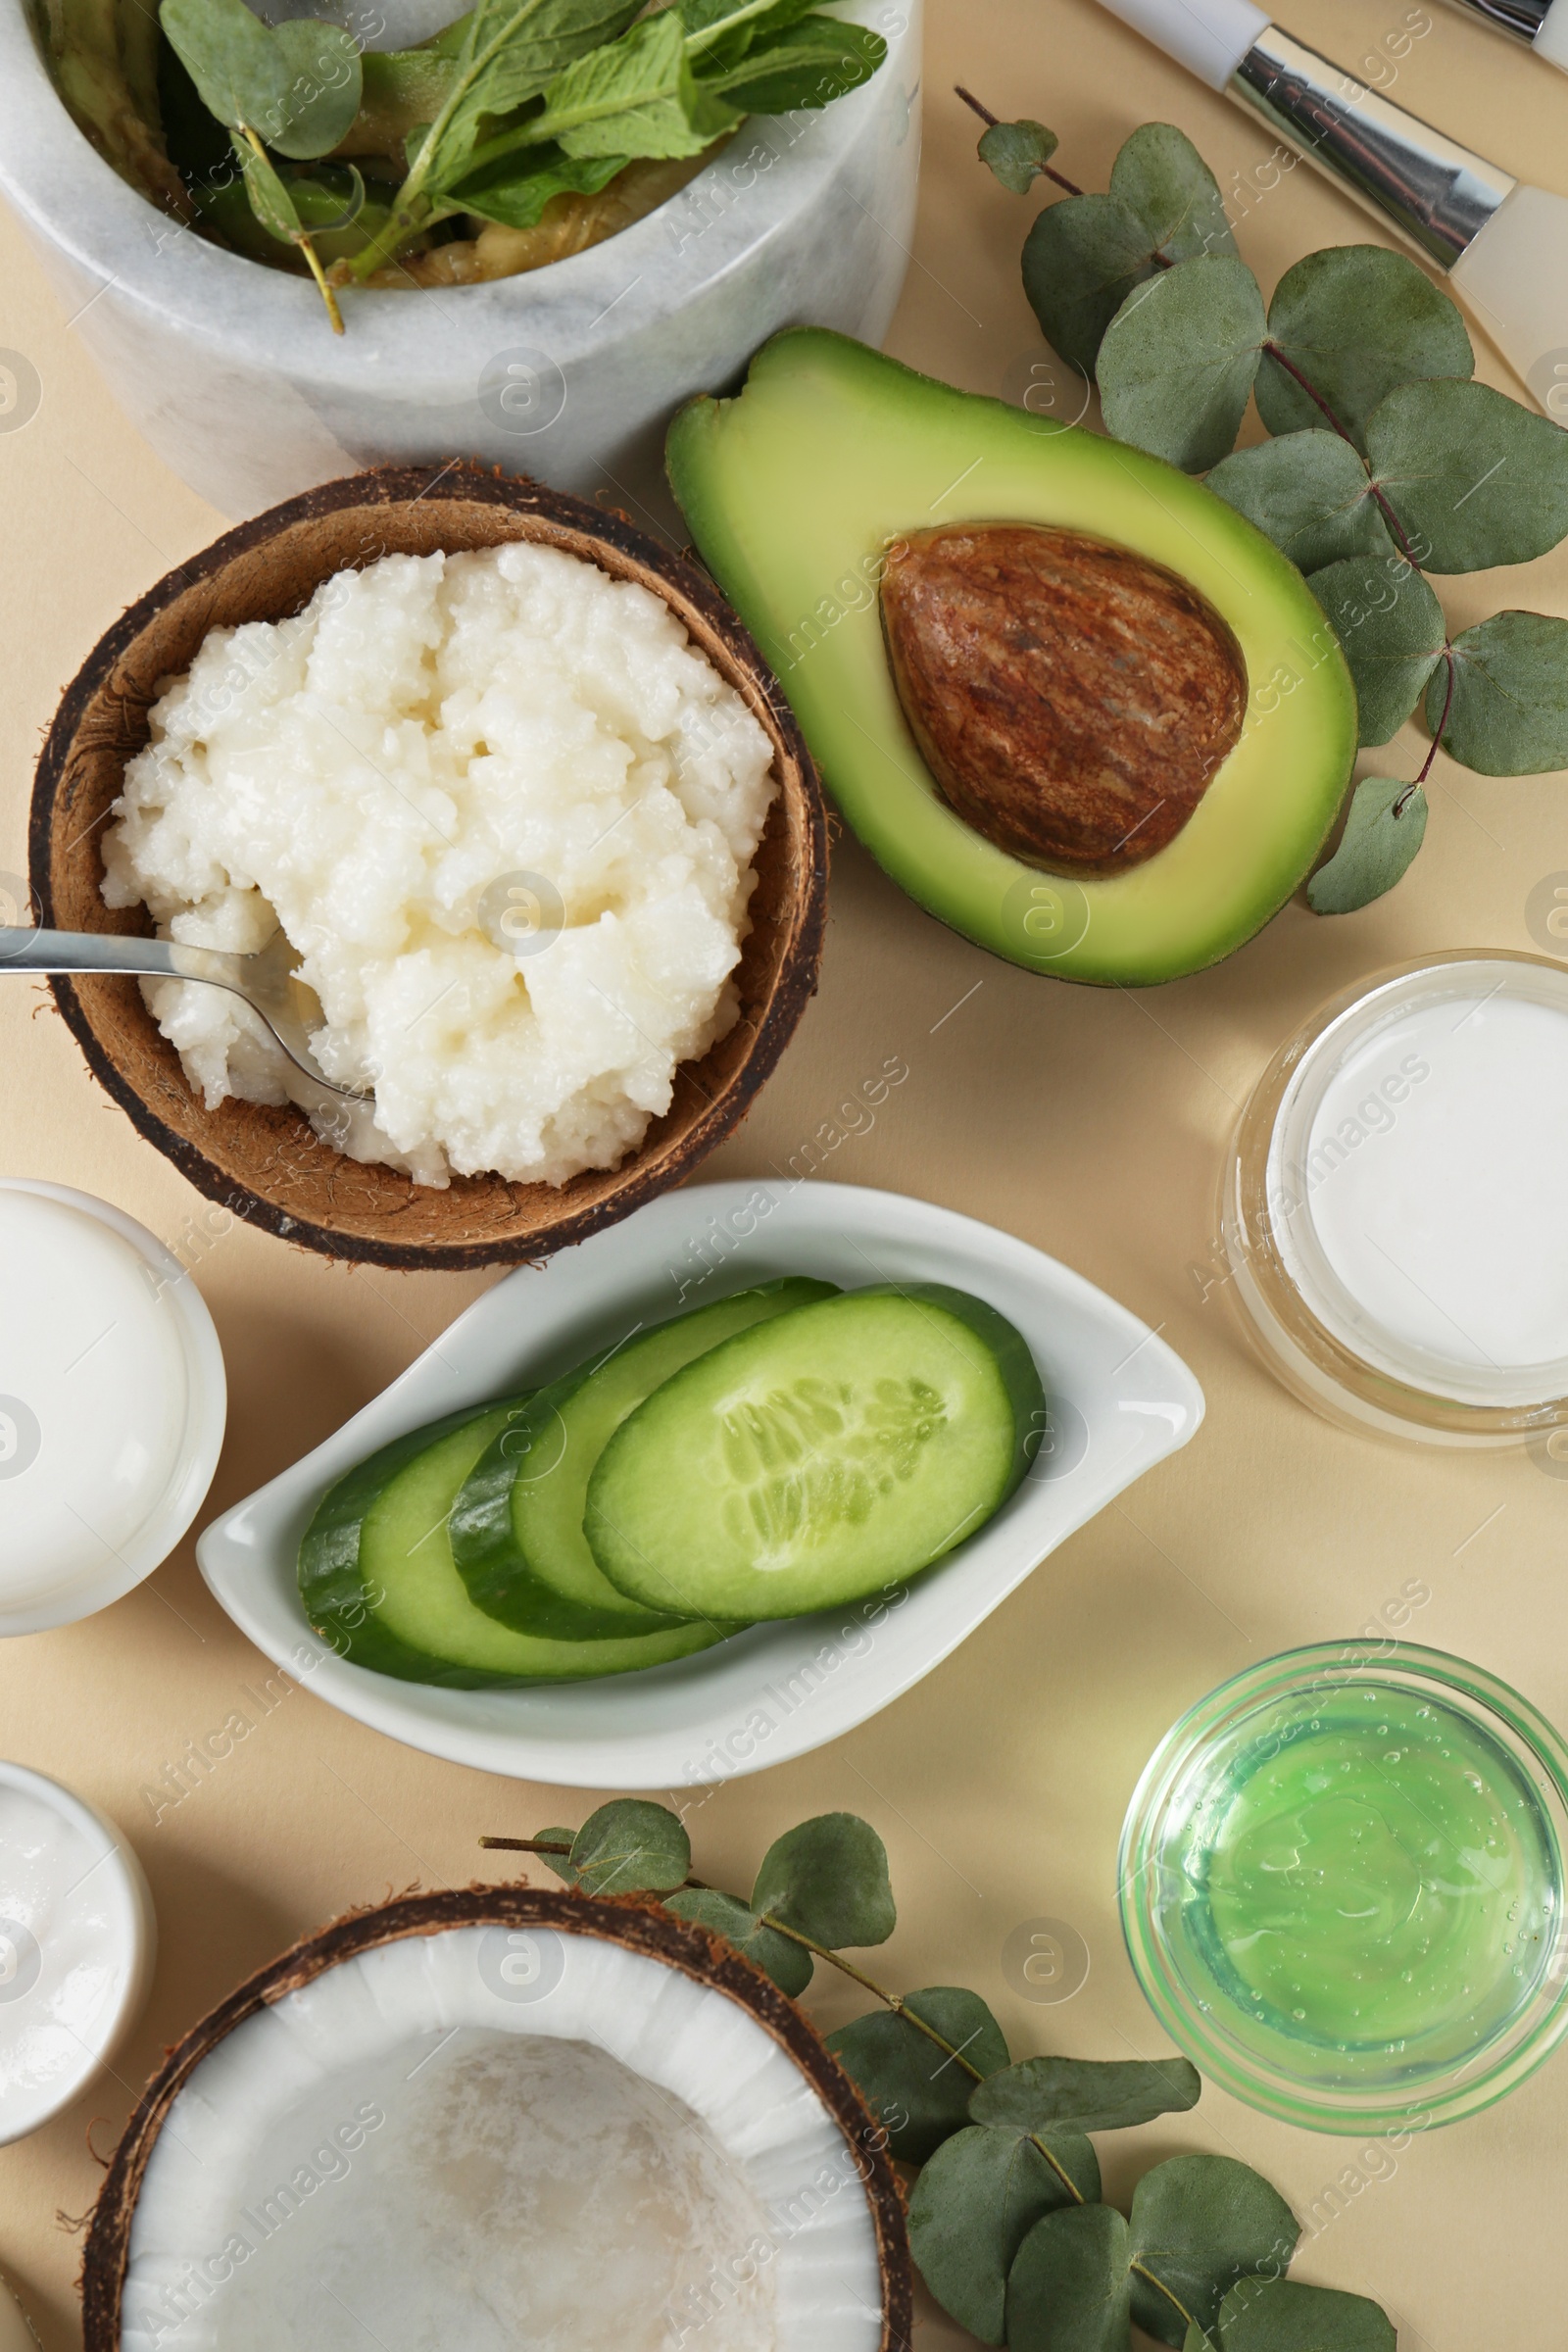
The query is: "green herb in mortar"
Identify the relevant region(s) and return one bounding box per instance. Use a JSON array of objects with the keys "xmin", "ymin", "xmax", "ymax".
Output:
[{"xmin": 48, "ymin": 0, "xmax": 886, "ymax": 330}]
